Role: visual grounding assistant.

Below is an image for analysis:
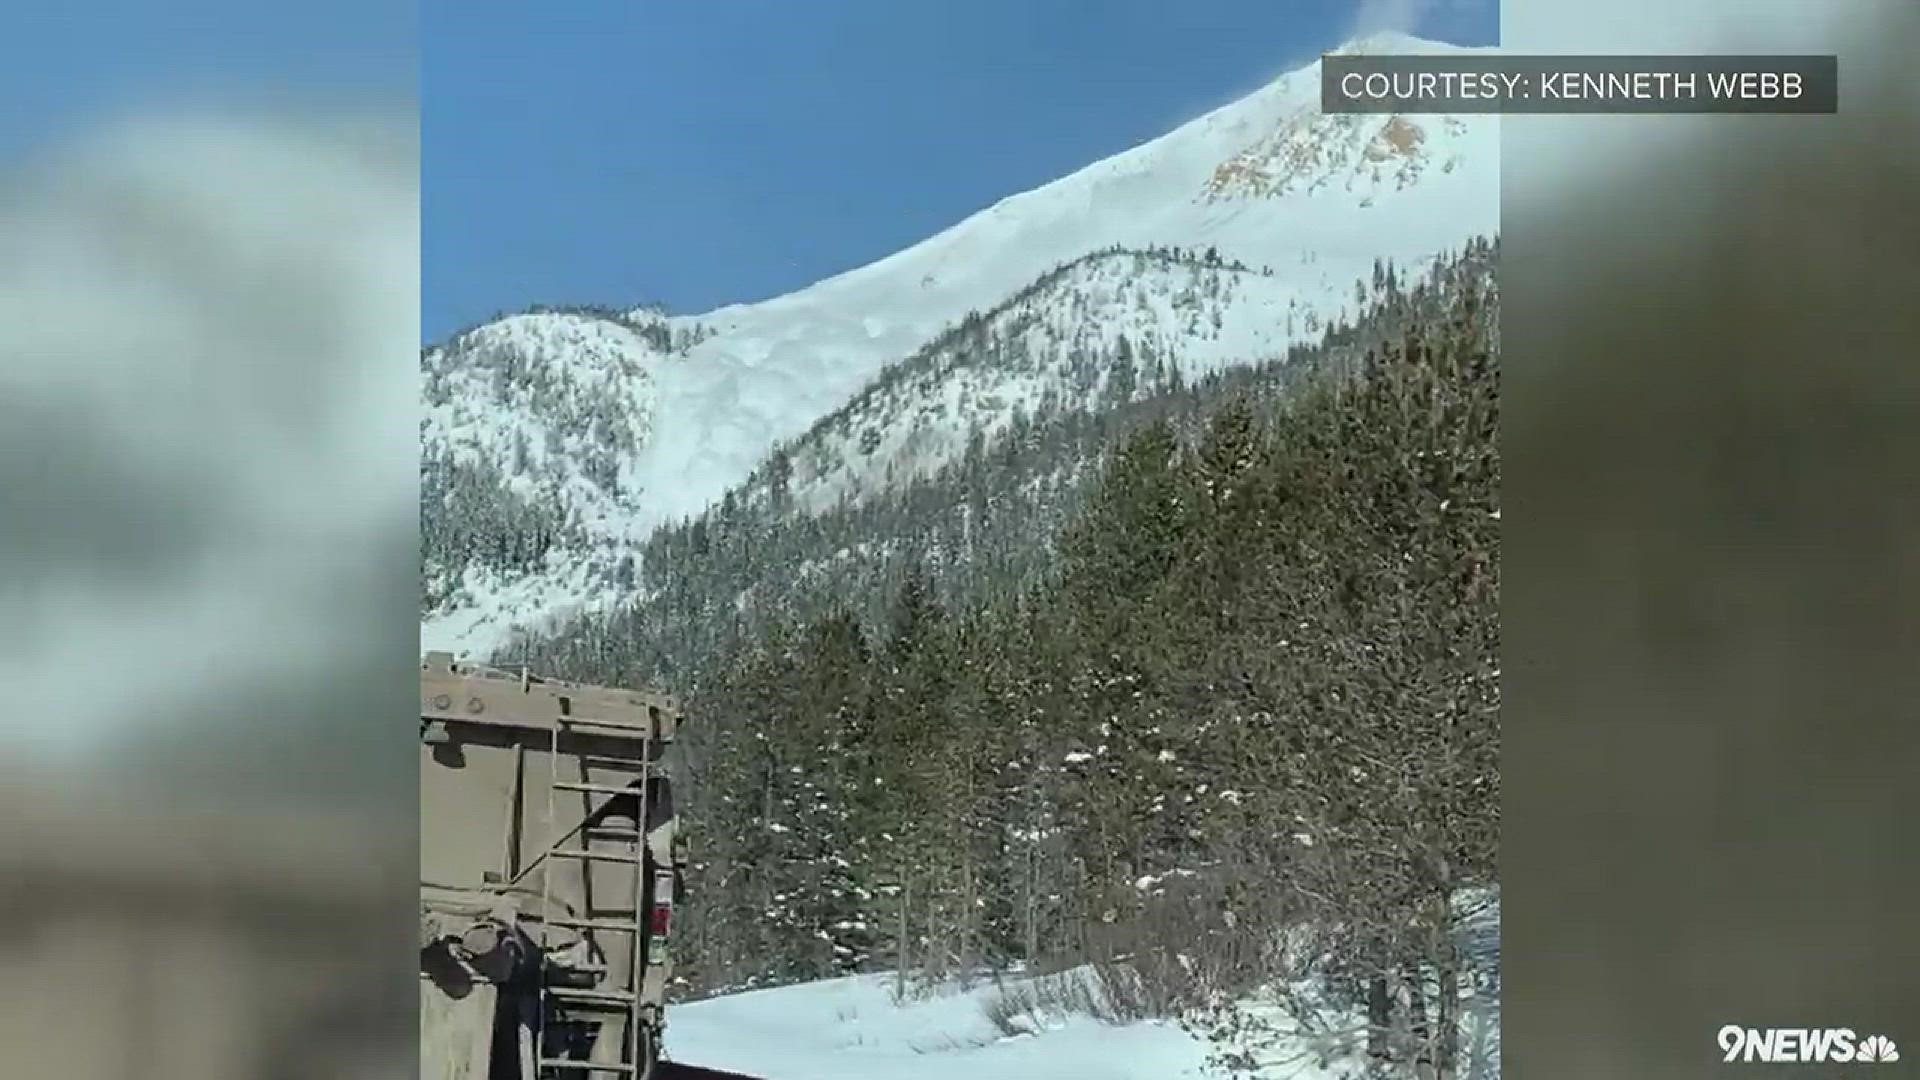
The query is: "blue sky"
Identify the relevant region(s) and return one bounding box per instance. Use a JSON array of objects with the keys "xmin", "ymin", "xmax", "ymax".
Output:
[
  {"xmin": 425, "ymin": 0, "xmax": 1495, "ymax": 341},
  {"xmin": 2, "ymin": 2, "xmax": 415, "ymax": 162},
  {"xmin": 4, "ymin": 2, "xmax": 1494, "ymax": 344}
]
